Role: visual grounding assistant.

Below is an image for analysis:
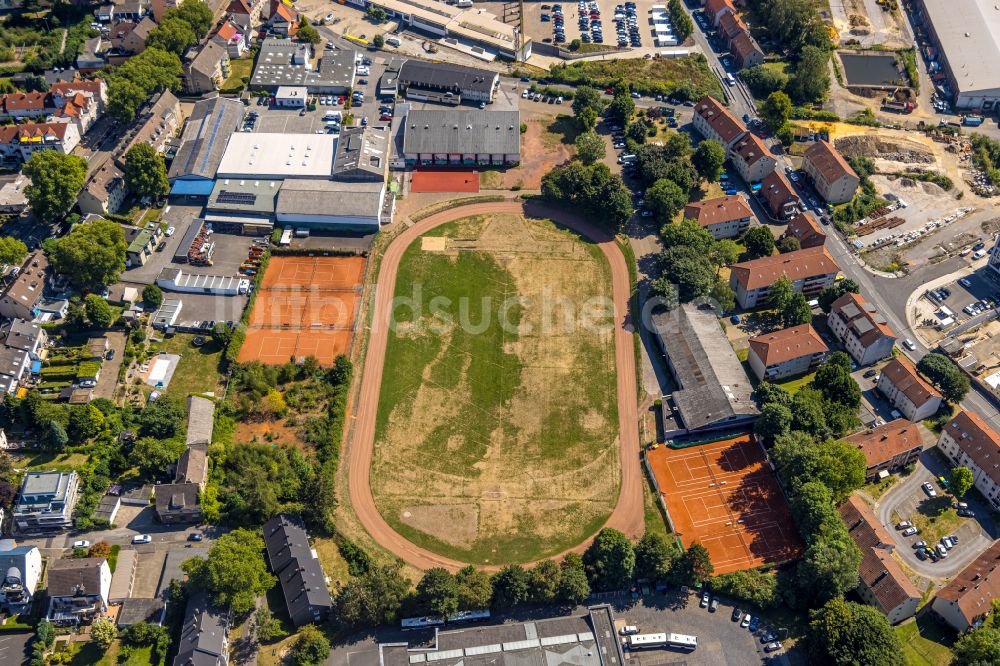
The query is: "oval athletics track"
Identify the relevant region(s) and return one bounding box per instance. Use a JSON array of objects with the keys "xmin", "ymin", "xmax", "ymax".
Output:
[{"xmin": 346, "ymin": 199, "xmax": 642, "ymax": 571}]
